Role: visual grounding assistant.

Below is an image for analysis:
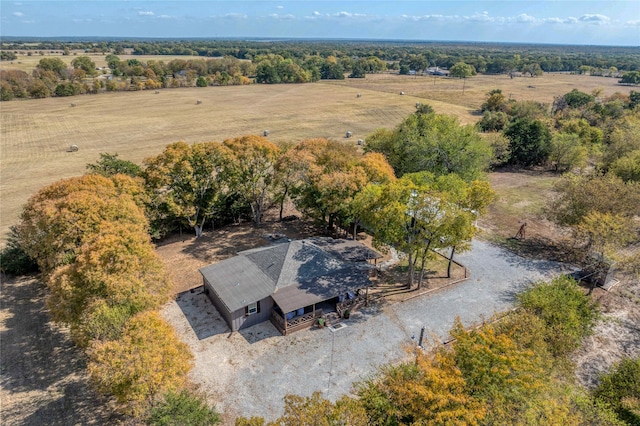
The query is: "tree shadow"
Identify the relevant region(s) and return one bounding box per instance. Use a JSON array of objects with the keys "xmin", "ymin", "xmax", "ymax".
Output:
[
  {"xmin": 497, "ymin": 235, "xmax": 585, "ymax": 264},
  {"xmin": 0, "ymin": 276, "xmax": 118, "ymax": 425}
]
